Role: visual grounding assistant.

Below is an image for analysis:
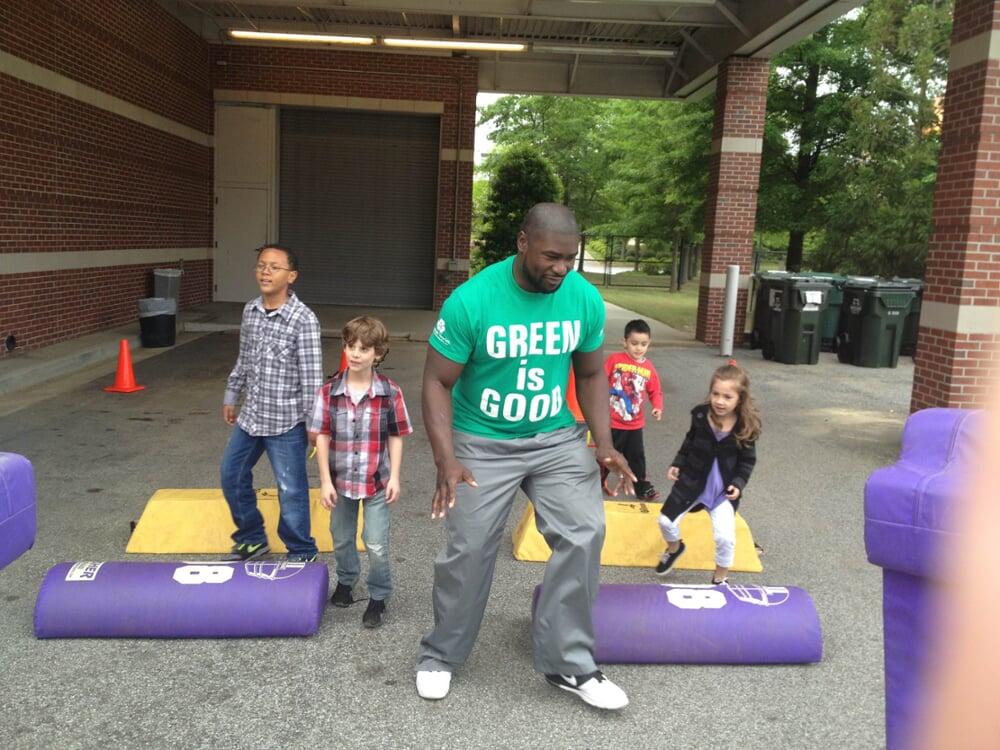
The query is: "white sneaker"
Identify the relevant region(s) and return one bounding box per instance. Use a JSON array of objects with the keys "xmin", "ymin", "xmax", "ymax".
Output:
[
  {"xmin": 545, "ymin": 670, "xmax": 629, "ymax": 710},
  {"xmin": 416, "ymin": 670, "xmax": 452, "ymax": 700}
]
